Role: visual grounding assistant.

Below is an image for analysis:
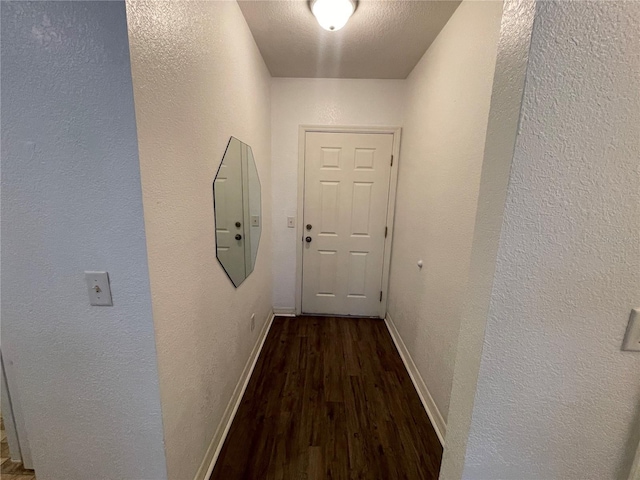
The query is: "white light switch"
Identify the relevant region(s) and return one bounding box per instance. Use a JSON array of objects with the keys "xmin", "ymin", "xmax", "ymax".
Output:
[
  {"xmin": 85, "ymin": 271, "xmax": 113, "ymax": 306},
  {"xmin": 251, "ymin": 215, "xmax": 260, "ymax": 227},
  {"xmin": 287, "ymin": 216, "xmax": 295, "ymax": 228},
  {"xmin": 622, "ymin": 308, "xmax": 640, "ymax": 352}
]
